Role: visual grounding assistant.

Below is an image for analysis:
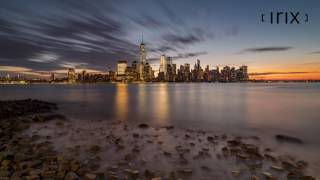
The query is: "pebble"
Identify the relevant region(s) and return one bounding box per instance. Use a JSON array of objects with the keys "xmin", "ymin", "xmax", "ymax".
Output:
[
  {"xmin": 261, "ymin": 172, "xmax": 273, "ymax": 179},
  {"xmin": 138, "ymin": 123, "xmax": 149, "ymax": 129},
  {"xmin": 84, "ymin": 173, "xmax": 97, "ymax": 180},
  {"xmin": 231, "ymin": 170, "xmax": 240, "ymax": 177}
]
